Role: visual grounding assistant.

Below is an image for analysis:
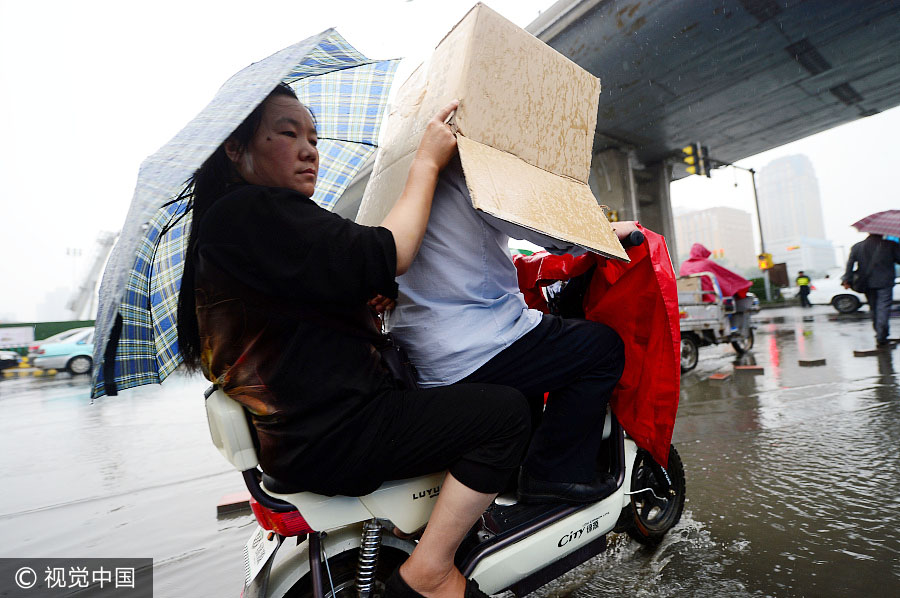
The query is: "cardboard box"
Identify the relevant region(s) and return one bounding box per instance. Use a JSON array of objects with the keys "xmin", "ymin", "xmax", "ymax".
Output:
[
  {"xmin": 677, "ymin": 276, "xmax": 703, "ymax": 304},
  {"xmin": 676, "ymin": 277, "xmax": 702, "ymax": 293},
  {"xmin": 675, "ymin": 276, "xmax": 701, "ymax": 293},
  {"xmin": 355, "ymin": 2, "xmax": 627, "ymax": 261}
]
